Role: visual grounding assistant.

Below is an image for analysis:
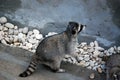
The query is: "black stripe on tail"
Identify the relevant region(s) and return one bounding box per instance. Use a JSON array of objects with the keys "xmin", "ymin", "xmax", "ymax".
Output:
[{"xmin": 19, "ymin": 61, "xmax": 37, "ymax": 77}]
